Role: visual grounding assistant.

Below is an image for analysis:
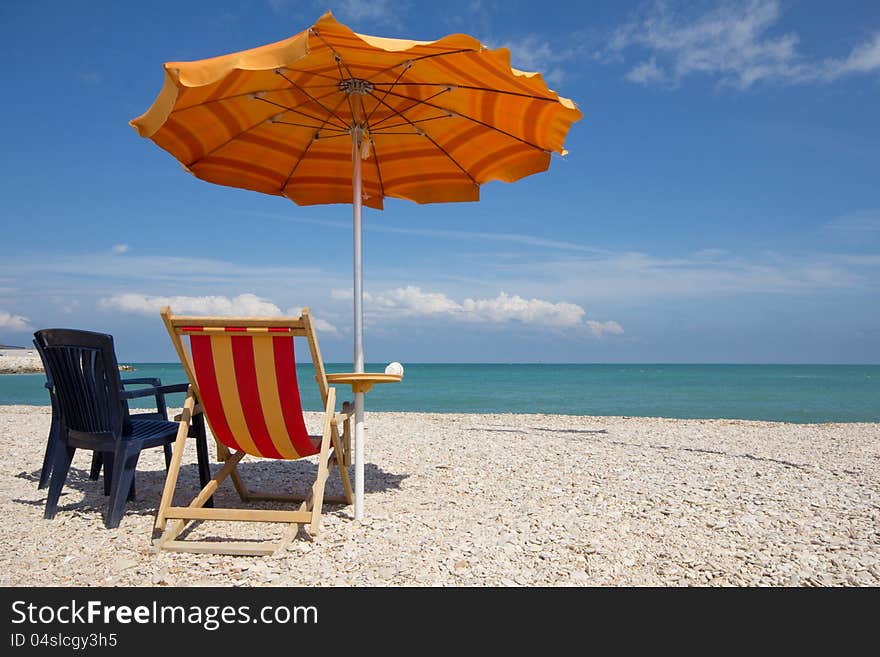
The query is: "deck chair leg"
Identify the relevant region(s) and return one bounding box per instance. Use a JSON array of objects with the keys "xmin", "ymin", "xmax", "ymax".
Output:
[
  {"xmin": 157, "ymin": 450, "xmax": 245, "ymax": 548},
  {"xmin": 342, "ymin": 403, "xmax": 352, "ymax": 468},
  {"xmin": 229, "ymin": 465, "xmax": 250, "ymax": 502},
  {"xmin": 106, "ymin": 445, "xmax": 140, "ymax": 529},
  {"xmin": 44, "ymin": 446, "xmax": 75, "ymax": 519},
  {"xmin": 331, "ymin": 423, "xmax": 354, "ymax": 505},
  {"xmin": 216, "ymin": 440, "xmax": 249, "ymax": 501},
  {"xmin": 308, "ymin": 460, "xmax": 329, "ymax": 536},
  {"xmin": 163, "ymin": 443, "xmax": 173, "ymax": 470},
  {"xmin": 309, "ymin": 389, "xmax": 336, "ymax": 535},
  {"xmin": 156, "ymin": 392, "xmax": 195, "ymax": 531}
]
